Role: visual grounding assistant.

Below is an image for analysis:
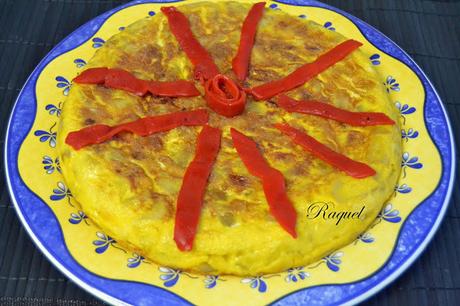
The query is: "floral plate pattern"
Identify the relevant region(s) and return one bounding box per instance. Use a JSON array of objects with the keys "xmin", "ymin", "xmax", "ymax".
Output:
[{"xmin": 4, "ymin": 0, "xmax": 455, "ymax": 305}]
